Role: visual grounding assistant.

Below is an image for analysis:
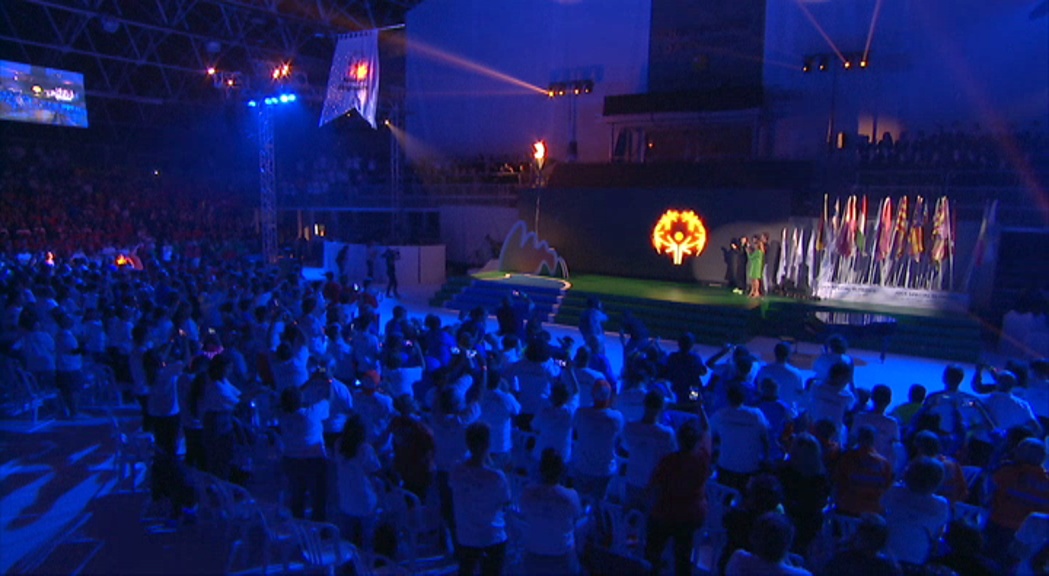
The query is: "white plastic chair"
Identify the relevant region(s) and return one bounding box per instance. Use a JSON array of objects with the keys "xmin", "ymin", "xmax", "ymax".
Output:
[
  {"xmin": 287, "ymin": 519, "xmax": 356, "ymax": 576},
  {"xmin": 108, "ymin": 408, "xmax": 154, "ymax": 493},
  {"xmin": 952, "ymin": 501, "xmax": 988, "ymax": 529},
  {"xmin": 692, "ymin": 482, "xmax": 740, "ymax": 572}
]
